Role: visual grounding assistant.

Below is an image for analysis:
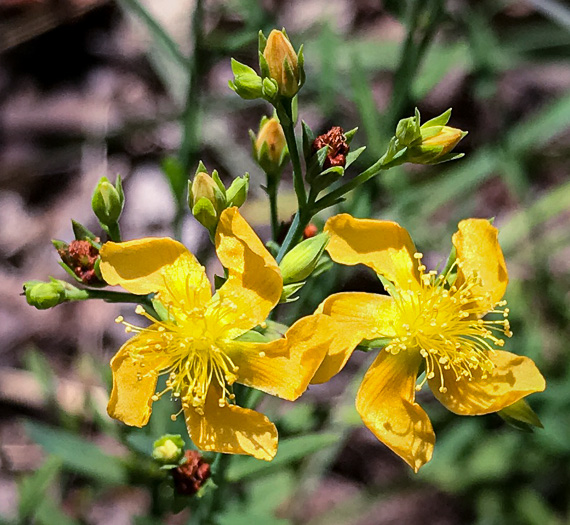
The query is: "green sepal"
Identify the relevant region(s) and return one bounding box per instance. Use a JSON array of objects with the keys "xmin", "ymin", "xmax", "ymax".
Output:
[
  {"xmin": 58, "ymin": 261, "xmax": 84, "ymax": 284},
  {"xmin": 194, "ymin": 160, "xmax": 208, "ymax": 177},
  {"xmin": 51, "ymin": 239, "xmax": 68, "ymax": 252},
  {"xmin": 235, "ymin": 330, "xmax": 270, "ymax": 343},
  {"xmin": 441, "ymin": 245, "xmax": 458, "ymax": 287},
  {"xmin": 345, "ymin": 146, "xmax": 366, "ymax": 168},
  {"xmin": 258, "ymin": 51, "xmax": 270, "ymax": 78},
  {"xmin": 280, "ymin": 282, "xmax": 305, "ymax": 303},
  {"xmin": 151, "ymin": 297, "xmax": 173, "ymax": 322},
  {"xmin": 192, "ymin": 197, "xmax": 218, "ymax": 233},
  {"xmin": 421, "ymin": 108, "xmax": 452, "ymax": 129},
  {"xmin": 344, "ymin": 127, "xmax": 358, "ymax": 144},
  {"xmin": 211, "ymin": 170, "xmax": 227, "ymax": 197},
  {"xmin": 301, "ymin": 120, "xmax": 315, "ymax": 160},
  {"xmin": 258, "ymin": 30, "xmax": 267, "ymax": 54},
  {"xmin": 498, "ymin": 399, "xmax": 543, "ymax": 432},
  {"xmin": 297, "ymin": 44, "xmax": 305, "ymax": 87},
  {"xmin": 358, "ymin": 337, "xmax": 393, "ymax": 349},
  {"xmin": 71, "ymin": 219, "xmax": 97, "ymax": 241},
  {"xmin": 311, "ymin": 166, "xmax": 344, "ymax": 194},
  {"xmin": 226, "ymin": 174, "xmax": 249, "ymax": 208}
]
